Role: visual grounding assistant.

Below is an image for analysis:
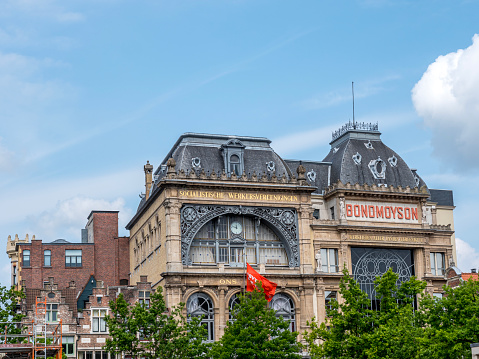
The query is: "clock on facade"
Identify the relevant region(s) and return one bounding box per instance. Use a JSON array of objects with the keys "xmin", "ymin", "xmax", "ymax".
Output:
[{"xmin": 230, "ymin": 221, "xmax": 243, "ymax": 235}]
